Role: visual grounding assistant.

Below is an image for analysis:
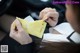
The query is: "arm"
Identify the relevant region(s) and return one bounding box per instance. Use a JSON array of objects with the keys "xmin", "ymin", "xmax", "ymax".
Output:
[
  {"xmin": 15, "ymin": 42, "xmax": 34, "ymax": 53},
  {"xmin": 9, "ymin": 19, "xmax": 34, "ymax": 53}
]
